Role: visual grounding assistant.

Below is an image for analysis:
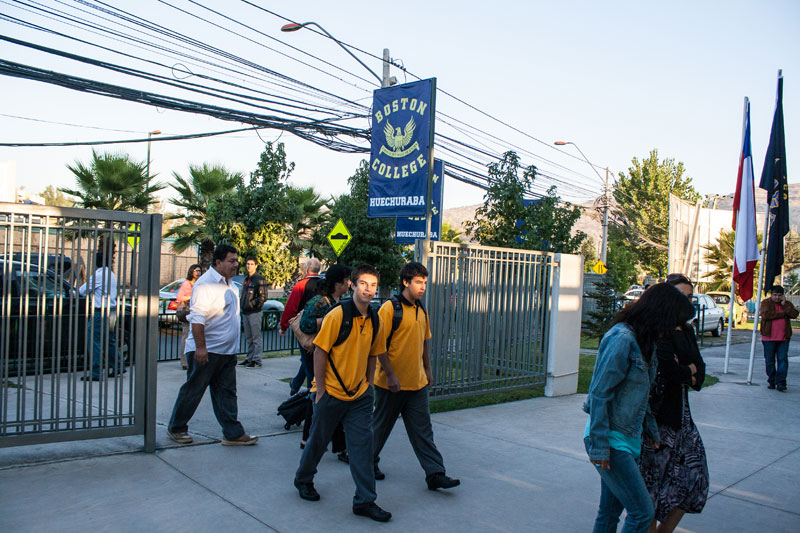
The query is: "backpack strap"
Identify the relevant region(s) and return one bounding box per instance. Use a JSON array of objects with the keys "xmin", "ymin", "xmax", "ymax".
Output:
[
  {"xmin": 385, "ymin": 295, "xmax": 428, "ymax": 350},
  {"xmin": 326, "ymin": 299, "xmax": 377, "ymax": 397}
]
